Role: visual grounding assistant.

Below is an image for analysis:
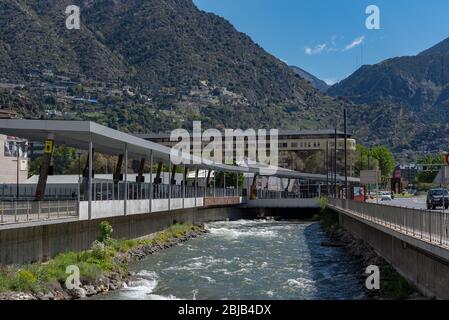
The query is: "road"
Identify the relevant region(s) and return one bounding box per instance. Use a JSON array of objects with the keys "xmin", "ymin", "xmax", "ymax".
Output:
[{"xmin": 368, "ymin": 196, "xmax": 449, "ymax": 212}]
